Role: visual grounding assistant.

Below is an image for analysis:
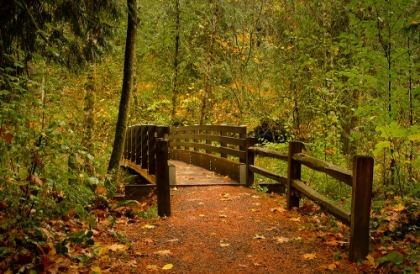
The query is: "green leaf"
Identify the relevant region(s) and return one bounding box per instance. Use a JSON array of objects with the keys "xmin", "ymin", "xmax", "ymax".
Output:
[{"xmin": 377, "ymin": 251, "xmax": 404, "ymax": 265}]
